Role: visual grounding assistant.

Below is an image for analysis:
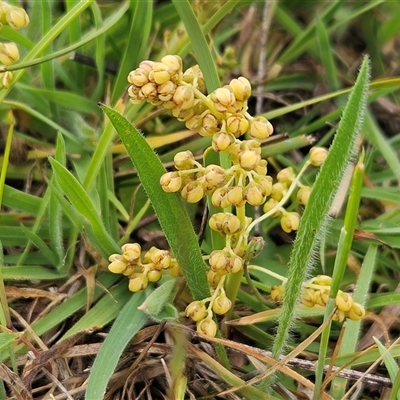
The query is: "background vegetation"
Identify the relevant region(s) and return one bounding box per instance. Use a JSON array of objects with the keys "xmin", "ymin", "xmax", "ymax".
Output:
[{"xmin": 0, "ymin": 1, "xmax": 399, "ymax": 399}]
